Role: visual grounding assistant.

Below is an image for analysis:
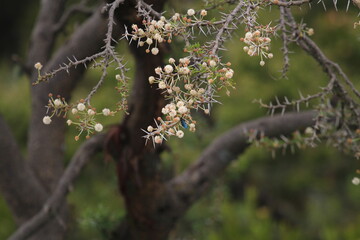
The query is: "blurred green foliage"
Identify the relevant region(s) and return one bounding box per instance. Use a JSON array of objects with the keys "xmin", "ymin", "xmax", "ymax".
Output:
[{"xmin": 0, "ymin": 1, "xmax": 360, "ymax": 240}]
